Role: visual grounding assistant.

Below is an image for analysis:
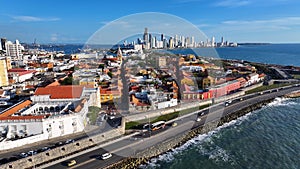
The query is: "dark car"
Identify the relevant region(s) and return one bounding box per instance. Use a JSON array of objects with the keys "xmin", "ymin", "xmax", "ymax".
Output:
[
  {"xmin": 55, "ymin": 141, "xmax": 64, "ymax": 147},
  {"xmin": 0, "ymin": 158, "xmax": 9, "ymax": 164}
]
